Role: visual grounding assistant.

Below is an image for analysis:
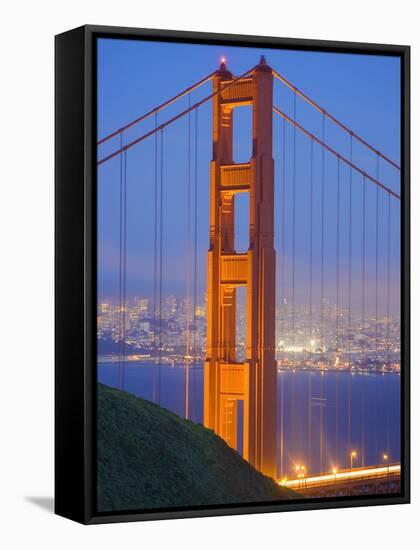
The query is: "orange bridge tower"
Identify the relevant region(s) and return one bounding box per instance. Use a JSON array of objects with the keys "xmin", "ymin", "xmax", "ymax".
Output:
[{"xmin": 204, "ymin": 57, "xmax": 277, "ymax": 479}]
